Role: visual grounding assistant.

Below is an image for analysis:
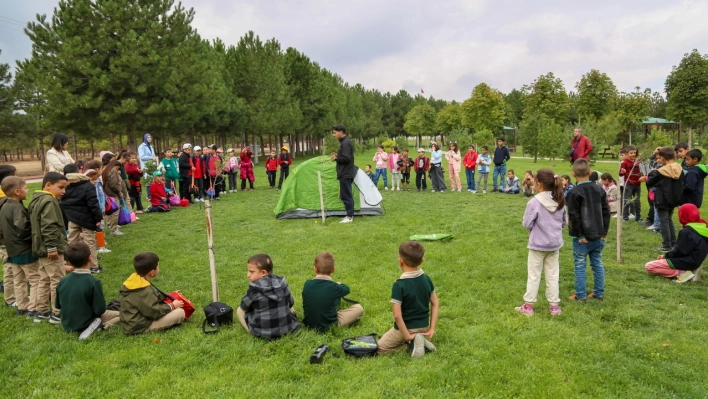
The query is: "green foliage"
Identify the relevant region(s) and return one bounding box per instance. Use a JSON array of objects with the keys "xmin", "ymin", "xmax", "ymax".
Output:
[
  {"xmin": 473, "ymin": 129, "xmax": 495, "ymax": 150},
  {"xmin": 435, "ymin": 103, "xmax": 463, "ymax": 135},
  {"xmin": 503, "ymin": 89, "xmax": 525, "ymax": 128},
  {"xmin": 394, "ymin": 136, "xmax": 409, "ymax": 151},
  {"xmin": 519, "ymin": 111, "xmax": 546, "ymax": 162},
  {"xmin": 613, "ymin": 88, "xmax": 652, "ymax": 130},
  {"xmin": 537, "ymin": 120, "xmax": 566, "ymax": 164},
  {"xmin": 404, "ymin": 104, "xmax": 437, "ymax": 135},
  {"xmin": 142, "ymin": 161, "xmax": 159, "ymax": 186},
  {"xmin": 381, "ymin": 139, "xmax": 396, "ymax": 153},
  {"xmin": 447, "ymin": 128, "xmax": 474, "ymax": 149},
  {"xmin": 638, "ymin": 128, "xmax": 673, "ymax": 161},
  {"xmin": 665, "ymin": 49, "xmax": 708, "ymax": 129},
  {"xmin": 594, "ymin": 112, "xmax": 624, "ymax": 147},
  {"xmin": 461, "ymin": 83, "xmax": 508, "ymax": 132},
  {"xmin": 522, "ymin": 72, "xmax": 570, "ymax": 126},
  {"xmin": 575, "ymin": 69, "xmax": 617, "ymax": 122}
]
